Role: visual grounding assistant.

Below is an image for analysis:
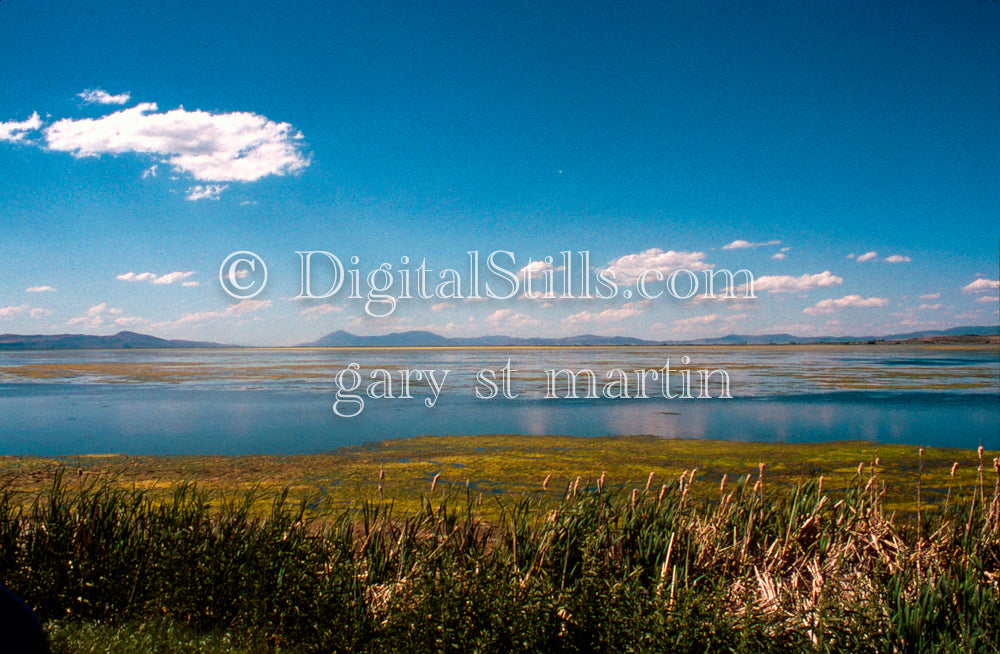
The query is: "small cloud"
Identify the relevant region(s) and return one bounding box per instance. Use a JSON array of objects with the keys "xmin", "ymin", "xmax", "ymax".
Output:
[
  {"xmin": 856, "ymin": 251, "xmax": 878, "ymax": 263},
  {"xmin": 885, "ymin": 254, "xmax": 911, "ymax": 263},
  {"xmin": 722, "ymin": 239, "xmax": 781, "ymax": 250},
  {"xmin": 26, "ymin": 285, "xmax": 56, "ymax": 293},
  {"xmin": 771, "ymin": 253, "xmax": 786, "ymax": 260},
  {"xmin": 961, "ymin": 278, "xmax": 999, "ymax": 294},
  {"xmin": 517, "ymin": 260, "xmax": 561, "ymax": 280},
  {"xmin": 846, "ymin": 253, "xmax": 855, "ymax": 259},
  {"xmin": 919, "ymin": 293, "xmax": 941, "ymax": 300},
  {"xmin": 672, "ymin": 312, "xmax": 748, "ymax": 333},
  {"xmin": 914, "ymin": 304, "xmax": 941, "ymax": 311},
  {"xmin": 564, "ymin": 302, "xmax": 646, "ymax": 326},
  {"xmin": 803, "ymin": 295, "xmax": 888, "ymax": 316},
  {"xmin": 299, "ymin": 303, "xmax": 342, "ymax": 319},
  {"xmin": 780, "ymin": 247, "xmax": 791, "ymax": 252},
  {"xmin": 68, "ymin": 302, "xmax": 116, "ymax": 328},
  {"xmin": 186, "ymin": 185, "xmax": 228, "ymax": 201},
  {"xmin": 77, "ymin": 89, "xmax": 131, "ymax": 105},
  {"xmin": 30, "ymin": 308, "xmax": 51, "ymax": 318},
  {"xmin": 181, "ymin": 281, "xmax": 199, "ymax": 287},
  {"xmin": 0, "ymin": 305, "xmax": 29, "ymax": 319},
  {"xmin": 752, "ymin": 271, "xmax": 842, "ymax": 293},
  {"xmin": 976, "ymin": 296, "xmax": 997, "ymax": 304},
  {"xmin": 485, "ymin": 308, "xmax": 540, "ymax": 331},
  {"xmin": 174, "ymin": 299, "xmax": 271, "ymax": 325},
  {"xmin": 604, "ymin": 248, "xmax": 711, "ymax": 284},
  {"xmin": 430, "ymin": 302, "xmax": 454, "ymax": 312},
  {"xmin": 0, "ymin": 112, "xmax": 42, "ymax": 143},
  {"xmin": 142, "ymin": 165, "xmax": 158, "ymax": 178},
  {"xmin": 117, "ymin": 271, "xmax": 196, "ymax": 285}
]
